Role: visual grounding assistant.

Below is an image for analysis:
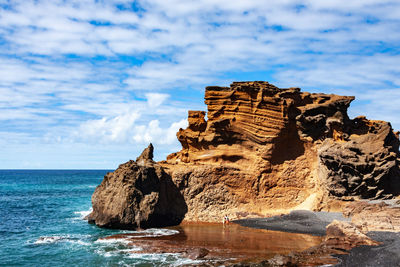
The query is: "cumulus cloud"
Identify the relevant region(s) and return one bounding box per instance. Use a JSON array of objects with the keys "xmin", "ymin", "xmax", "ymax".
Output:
[
  {"xmin": 132, "ymin": 119, "xmax": 187, "ymax": 144},
  {"xmin": 77, "ymin": 111, "xmax": 140, "ymax": 143},
  {"xmin": 76, "ymin": 110, "xmax": 187, "ymax": 146}
]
